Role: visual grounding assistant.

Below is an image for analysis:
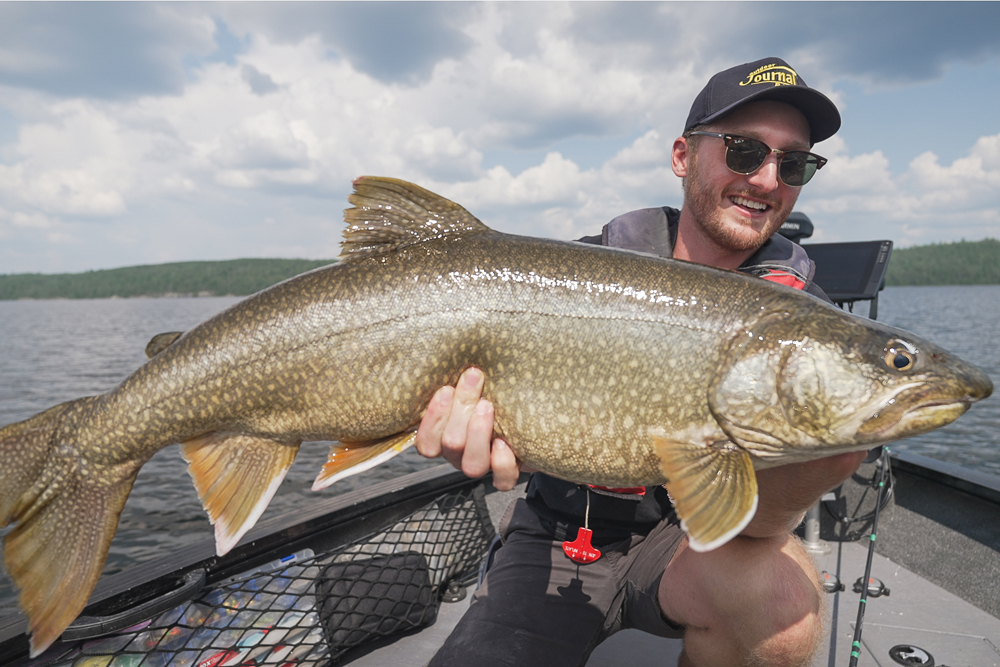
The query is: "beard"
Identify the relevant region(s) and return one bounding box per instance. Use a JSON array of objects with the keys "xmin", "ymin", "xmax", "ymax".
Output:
[{"xmin": 682, "ymin": 151, "xmax": 793, "ymax": 253}]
